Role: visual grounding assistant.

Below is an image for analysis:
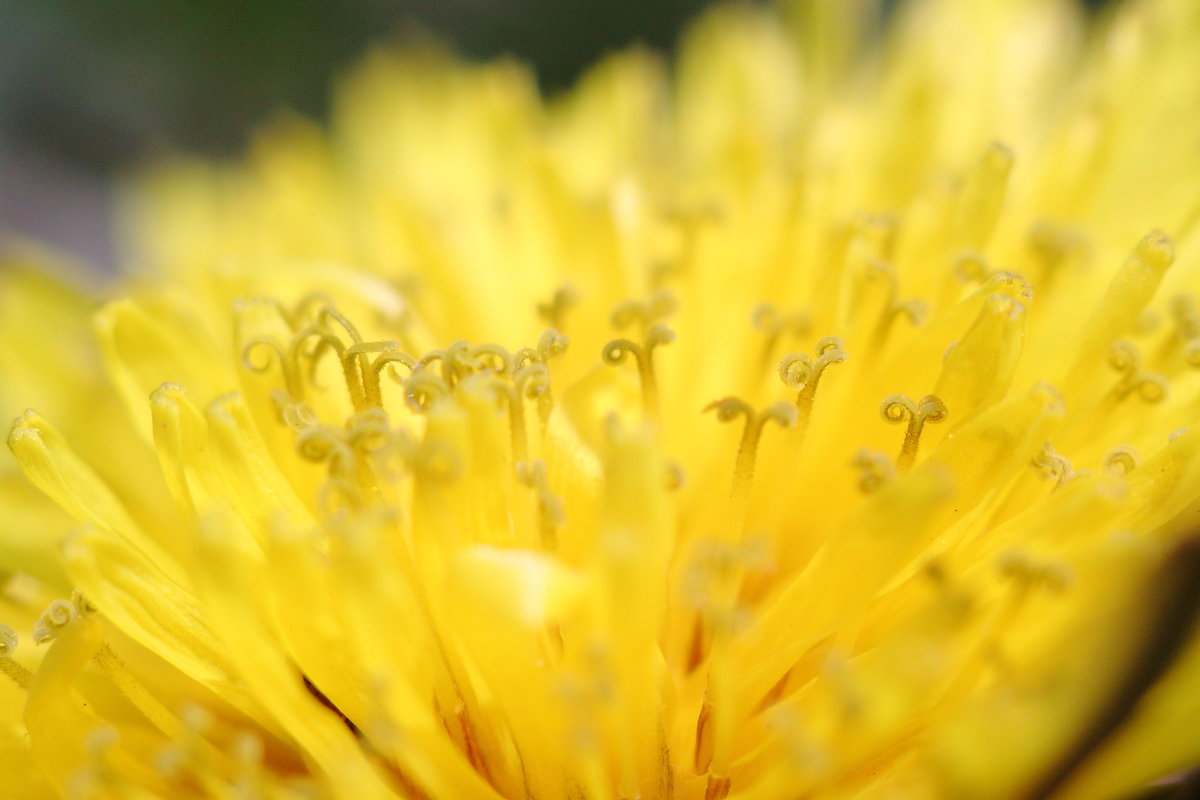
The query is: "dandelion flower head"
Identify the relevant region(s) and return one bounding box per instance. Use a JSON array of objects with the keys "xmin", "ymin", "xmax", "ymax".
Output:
[{"xmin": 3, "ymin": 0, "xmax": 1200, "ymax": 798}]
